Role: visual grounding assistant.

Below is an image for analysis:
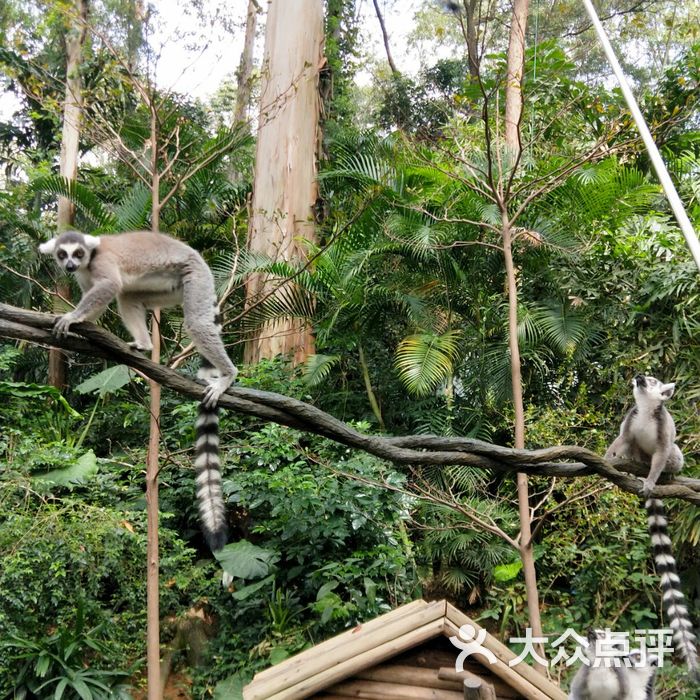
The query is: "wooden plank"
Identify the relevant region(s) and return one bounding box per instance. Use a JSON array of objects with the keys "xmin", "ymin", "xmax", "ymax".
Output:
[
  {"xmin": 251, "ymin": 599, "xmax": 430, "ymax": 683},
  {"xmin": 326, "ymin": 679, "xmax": 463, "ymax": 699},
  {"xmin": 355, "ymin": 665, "xmax": 462, "ymax": 691},
  {"xmin": 246, "ymin": 602, "xmax": 446, "ymax": 699},
  {"xmin": 396, "ymin": 647, "xmax": 467, "ymax": 669},
  {"xmin": 441, "ymin": 619, "xmax": 552, "ymax": 700},
  {"xmin": 444, "ymin": 605, "xmax": 566, "ymax": 700},
  {"xmin": 265, "ymin": 618, "xmax": 446, "ymax": 700},
  {"xmin": 440, "ymin": 670, "xmax": 517, "ymax": 699},
  {"xmin": 437, "ymin": 668, "xmax": 518, "ymax": 699}
]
